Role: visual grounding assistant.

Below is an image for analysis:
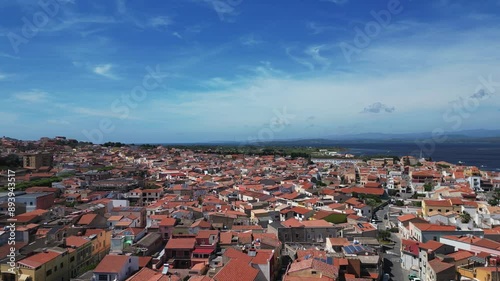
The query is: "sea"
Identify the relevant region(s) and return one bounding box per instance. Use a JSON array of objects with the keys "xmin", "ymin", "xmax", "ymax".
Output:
[{"xmin": 334, "ymin": 142, "xmax": 500, "ymax": 171}]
